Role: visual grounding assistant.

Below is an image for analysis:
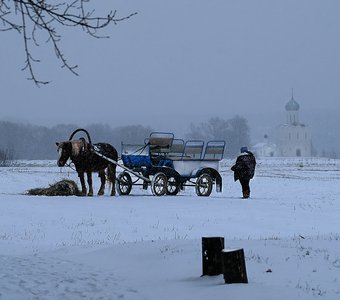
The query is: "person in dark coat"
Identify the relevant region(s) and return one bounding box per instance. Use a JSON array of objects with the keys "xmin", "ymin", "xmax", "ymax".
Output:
[{"xmin": 231, "ymin": 146, "xmax": 256, "ymax": 198}]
